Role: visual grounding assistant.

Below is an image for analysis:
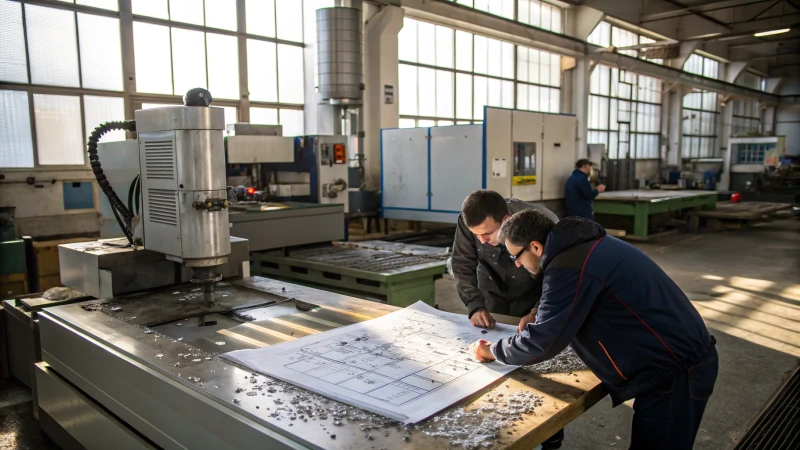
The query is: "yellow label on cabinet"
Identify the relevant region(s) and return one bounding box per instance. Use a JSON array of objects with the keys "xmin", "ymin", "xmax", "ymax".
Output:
[{"xmin": 512, "ymin": 176, "xmax": 537, "ymax": 186}]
